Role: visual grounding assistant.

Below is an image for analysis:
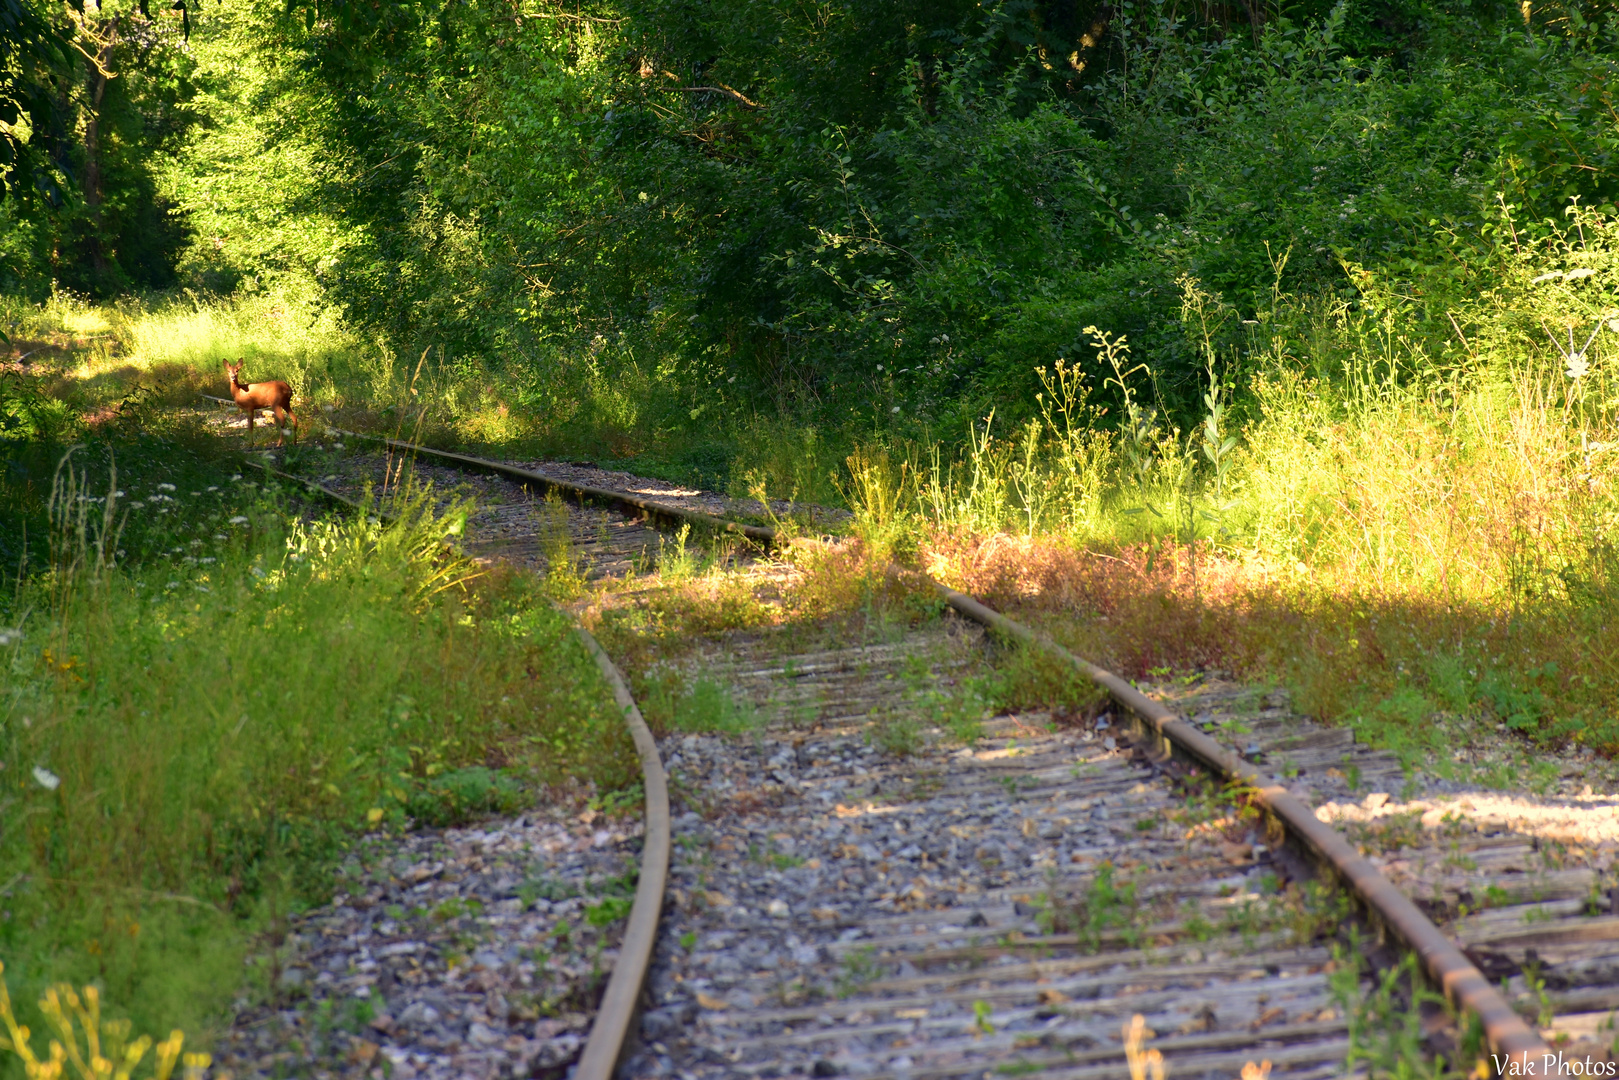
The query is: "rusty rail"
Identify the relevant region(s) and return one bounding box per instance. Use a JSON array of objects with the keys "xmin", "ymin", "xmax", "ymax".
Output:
[{"xmin": 209, "ymin": 408, "xmax": 1550, "ymax": 1072}]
